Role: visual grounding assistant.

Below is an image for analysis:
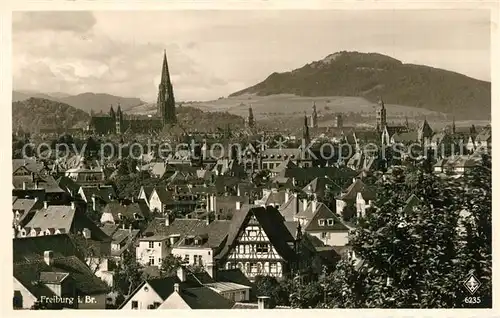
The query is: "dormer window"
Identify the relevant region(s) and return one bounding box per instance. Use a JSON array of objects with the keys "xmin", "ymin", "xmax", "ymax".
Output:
[
  {"xmin": 327, "ymin": 218, "xmax": 334, "ymax": 226},
  {"xmin": 318, "ymin": 219, "xmax": 325, "ymax": 226}
]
